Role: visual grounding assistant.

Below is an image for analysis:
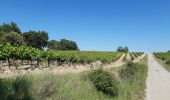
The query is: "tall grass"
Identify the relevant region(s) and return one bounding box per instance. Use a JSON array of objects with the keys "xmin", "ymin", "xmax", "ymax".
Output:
[
  {"xmin": 0, "ymin": 76, "xmax": 33, "ymax": 100},
  {"xmin": 0, "ymin": 72, "xmax": 109, "ymax": 100},
  {"xmin": 30, "ymin": 73, "xmax": 102, "ymax": 100},
  {"xmin": 0, "ymin": 57, "xmax": 147, "ymax": 100},
  {"xmin": 114, "ymin": 56, "xmax": 148, "ymax": 100}
]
